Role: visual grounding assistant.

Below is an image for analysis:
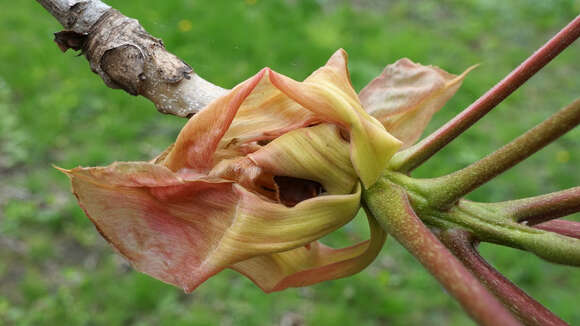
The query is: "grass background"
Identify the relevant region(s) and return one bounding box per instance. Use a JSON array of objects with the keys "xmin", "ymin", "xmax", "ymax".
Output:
[{"xmin": 1, "ymin": 0, "xmax": 579, "ymax": 325}]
